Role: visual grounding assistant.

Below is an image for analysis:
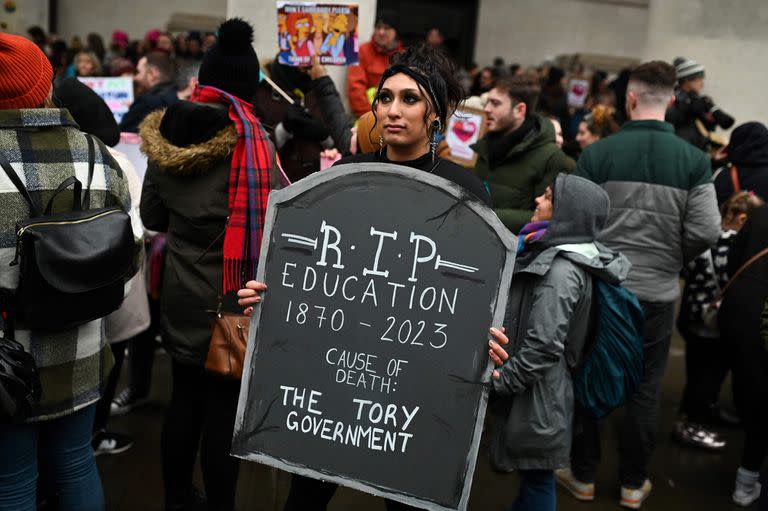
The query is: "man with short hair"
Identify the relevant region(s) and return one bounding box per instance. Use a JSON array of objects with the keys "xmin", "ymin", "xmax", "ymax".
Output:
[
  {"xmin": 175, "ymin": 59, "xmax": 200, "ymax": 101},
  {"xmin": 119, "ymin": 52, "xmax": 178, "ymax": 132},
  {"xmin": 346, "ymin": 11, "xmax": 403, "ymax": 118},
  {"xmin": 472, "ymin": 75, "xmax": 575, "ymax": 233},
  {"xmin": 557, "ymin": 61, "xmax": 721, "ymax": 509}
]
